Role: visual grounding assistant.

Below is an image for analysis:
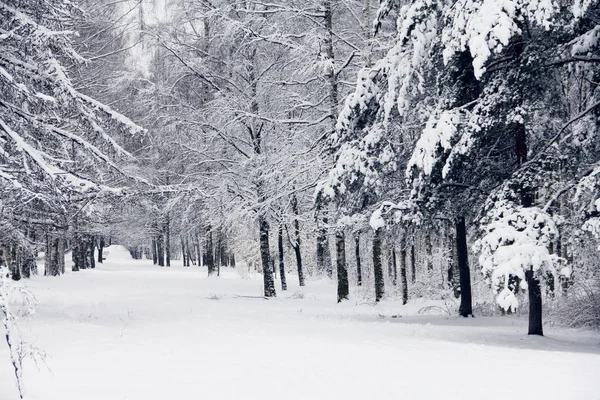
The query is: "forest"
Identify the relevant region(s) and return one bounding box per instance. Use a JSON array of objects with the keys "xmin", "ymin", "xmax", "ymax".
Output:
[{"xmin": 1, "ymin": 0, "xmax": 600, "ymax": 398}]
